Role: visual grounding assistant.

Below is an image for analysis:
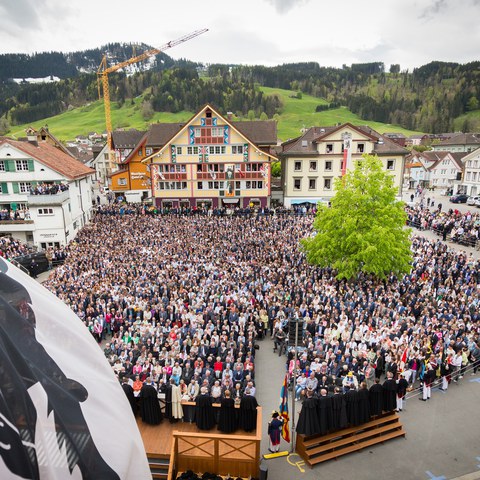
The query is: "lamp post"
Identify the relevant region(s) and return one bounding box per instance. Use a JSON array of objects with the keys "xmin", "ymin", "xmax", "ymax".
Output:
[{"xmin": 290, "ymin": 318, "xmax": 299, "ymax": 453}]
